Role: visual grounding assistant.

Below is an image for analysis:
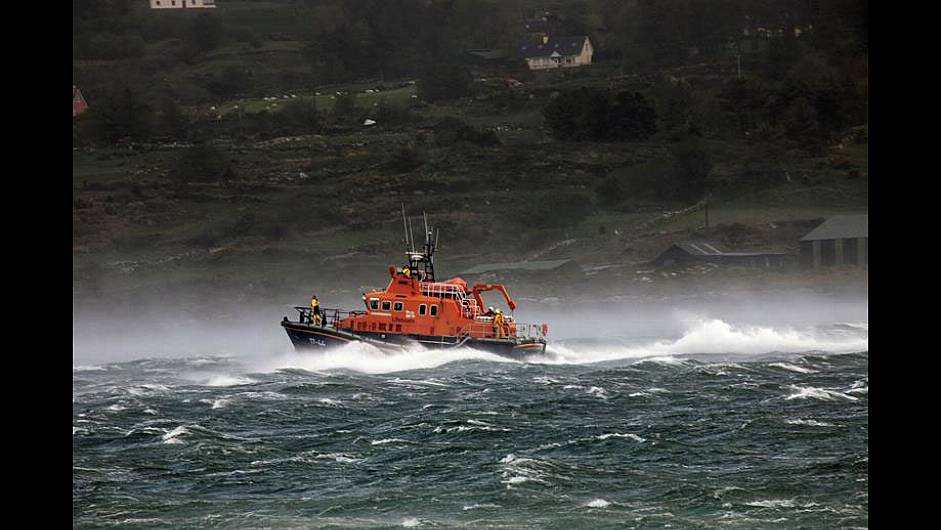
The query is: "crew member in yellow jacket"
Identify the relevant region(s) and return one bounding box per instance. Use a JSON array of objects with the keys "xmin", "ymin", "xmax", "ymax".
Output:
[
  {"xmin": 310, "ymin": 294, "xmax": 322, "ymax": 326},
  {"xmin": 493, "ymin": 309, "xmax": 505, "ymax": 338}
]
